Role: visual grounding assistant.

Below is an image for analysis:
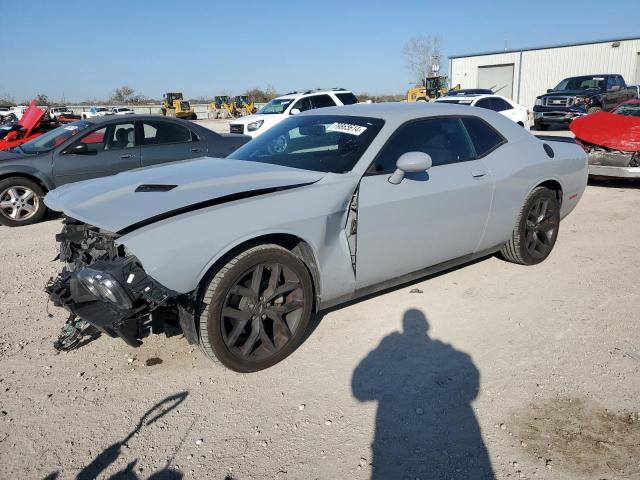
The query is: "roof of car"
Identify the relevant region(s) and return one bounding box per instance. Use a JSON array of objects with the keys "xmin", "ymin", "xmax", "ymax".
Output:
[
  {"xmin": 300, "ymin": 101, "xmax": 477, "ymax": 119},
  {"xmin": 83, "ymin": 114, "xmax": 195, "ymax": 124},
  {"xmin": 299, "ymin": 101, "xmax": 533, "ymax": 142},
  {"xmin": 275, "ymin": 89, "xmax": 354, "ymax": 100}
]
